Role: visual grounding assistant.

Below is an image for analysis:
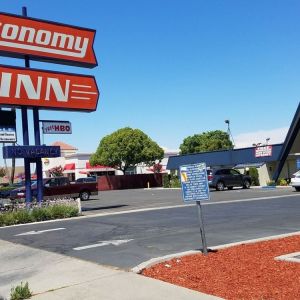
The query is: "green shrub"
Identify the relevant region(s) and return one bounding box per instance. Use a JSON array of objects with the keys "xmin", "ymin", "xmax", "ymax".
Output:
[
  {"xmin": 277, "ymin": 178, "xmax": 288, "ymax": 186},
  {"xmin": 267, "ymin": 180, "xmax": 276, "ymax": 186},
  {"xmin": 10, "ymin": 281, "xmax": 32, "ymax": 300},
  {"xmin": 0, "ymin": 204, "xmax": 79, "ymax": 227},
  {"xmin": 162, "ymin": 174, "xmax": 171, "ymax": 188},
  {"xmin": 14, "ymin": 210, "xmax": 34, "ymax": 224},
  {"xmin": 162, "ymin": 173, "xmax": 181, "ymax": 188},
  {"xmin": 47, "ymin": 205, "xmax": 78, "ymax": 219},
  {"xmin": 3, "ymin": 213, "xmax": 17, "ymax": 226},
  {"xmin": 248, "ymin": 167, "xmax": 259, "ymax": 186},
  {"xmin": 0, "ymin": 186, "xmax": 17, "ymax": 192},
  {"xmin": 31, "ymin": 207, "xmax": 51, "ymax": 221},
  {"xmin": 170, "ymin": 176, "xmax": 181, "ymax": 188}
]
